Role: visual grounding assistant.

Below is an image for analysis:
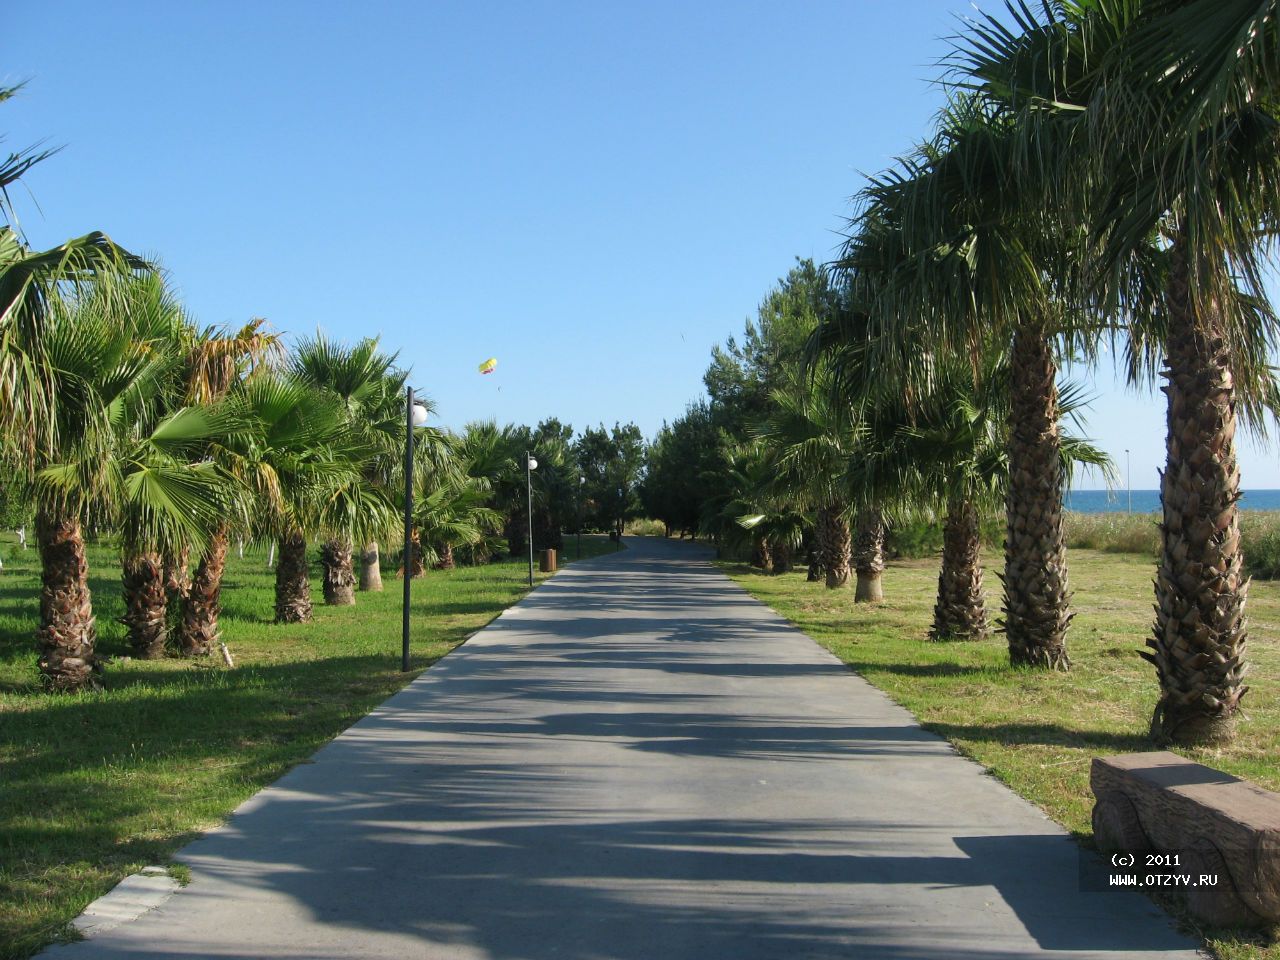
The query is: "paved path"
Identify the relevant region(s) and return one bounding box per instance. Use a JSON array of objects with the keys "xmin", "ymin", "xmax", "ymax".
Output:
[{"xmin": 46, "ymin": 538, "xmax": 1199, "ymax": 959}]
